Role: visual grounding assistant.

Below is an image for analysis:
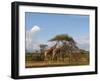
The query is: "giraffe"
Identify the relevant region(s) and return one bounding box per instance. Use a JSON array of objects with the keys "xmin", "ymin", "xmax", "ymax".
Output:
[
  {"xmin": 52, "ymin": 44, "xmax": 66, "ymax": 61},
  {"xmin": 52, "ymin": 45, "xmax": 60, "ymax": 60},
  {"xmin": 52, "ymin": 43, "xmax": 79, "ymax": 62},
  {"xmin": 44, "ymin": 43, "xmax": 57, "ymax": 61}
]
